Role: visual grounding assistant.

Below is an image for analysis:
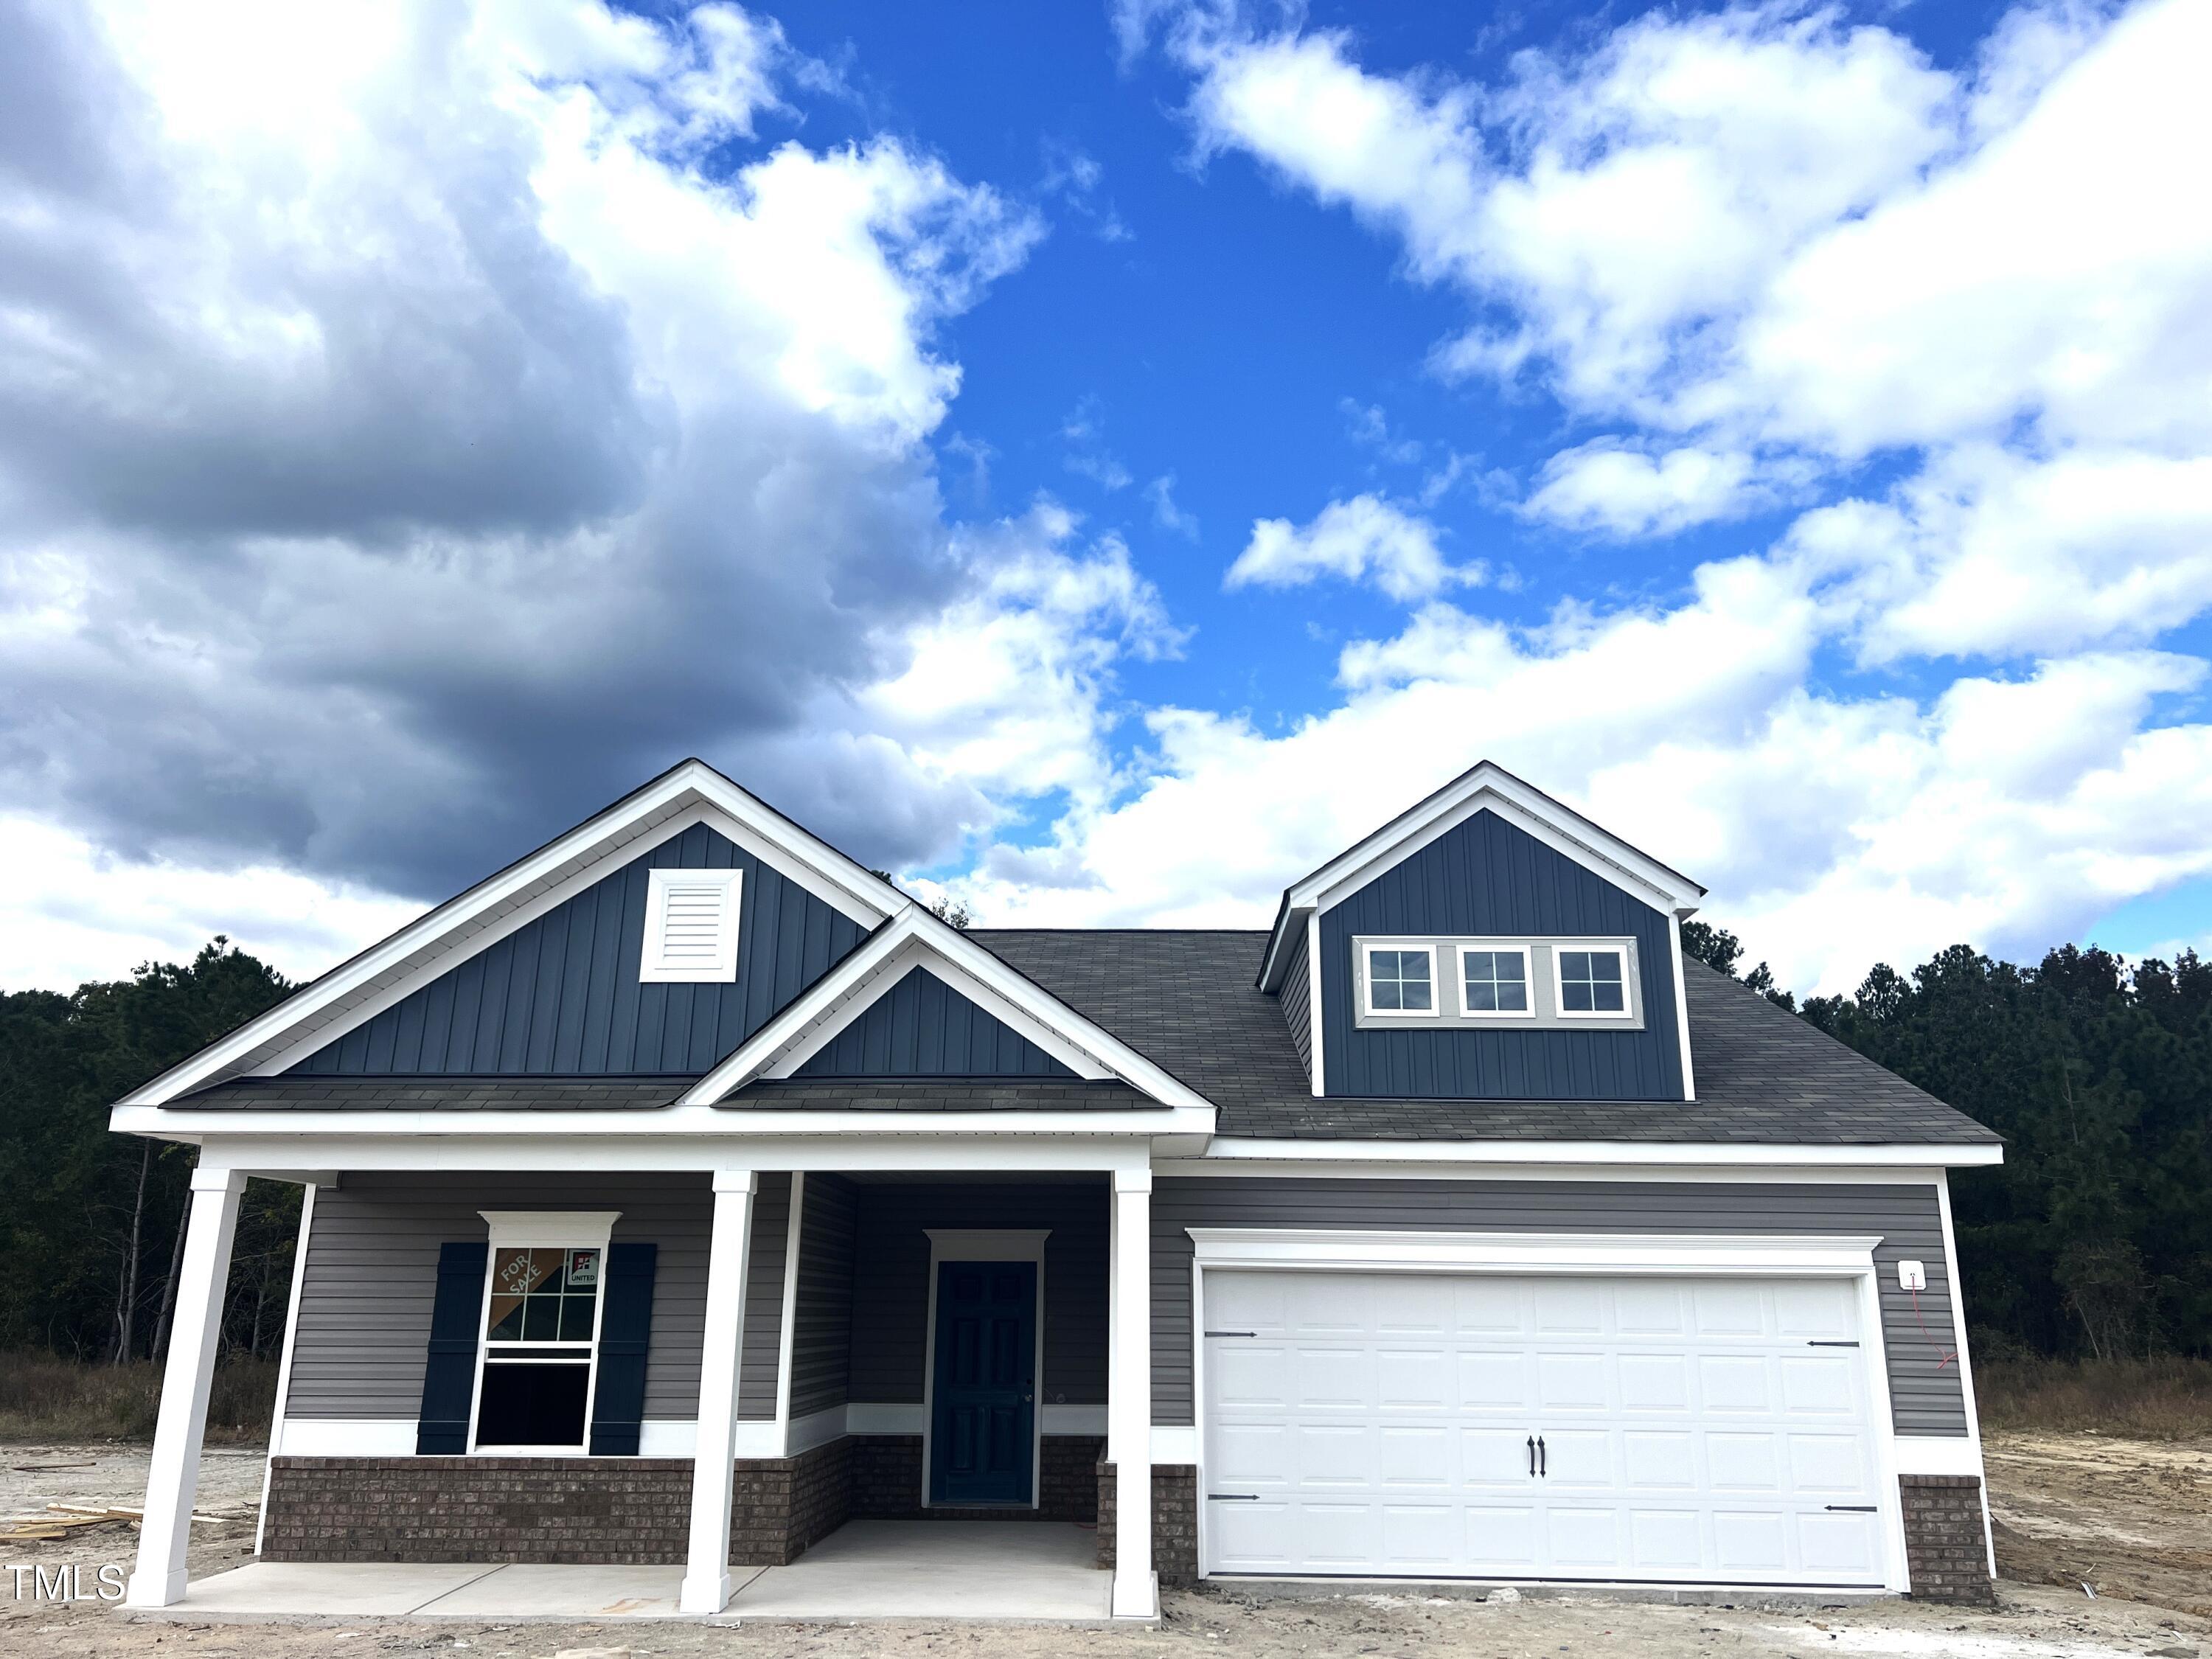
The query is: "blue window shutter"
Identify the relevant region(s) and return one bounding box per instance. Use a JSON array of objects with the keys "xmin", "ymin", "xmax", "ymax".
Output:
[
  {"xmin": 588, "ymin": 1242, "xmax": 657, "ymax": 1455},
  {"xmin": 416, "ymin": 1242, "xmax": 488, "ymax": 1455}
]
